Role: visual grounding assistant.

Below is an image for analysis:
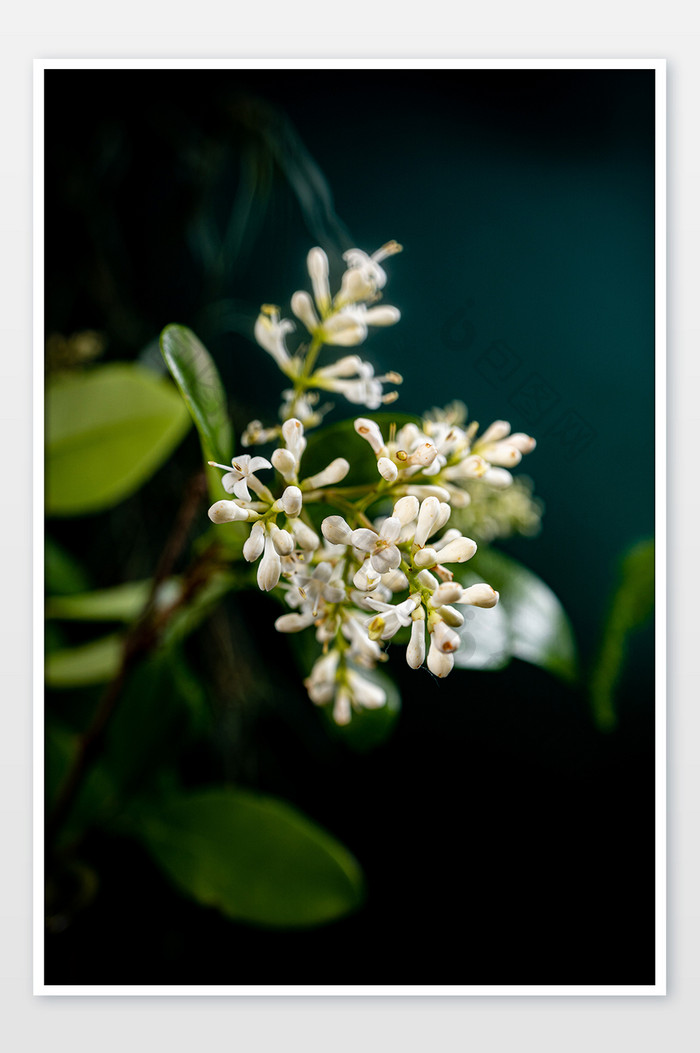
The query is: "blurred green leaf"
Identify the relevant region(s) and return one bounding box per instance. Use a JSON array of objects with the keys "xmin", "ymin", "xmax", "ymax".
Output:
[
  {"xmin": 590, "ymin": 539, "xmax": 654, "ymax": 730},
  {"xmin": 46, "ymin": 722, "xmax": 117, "ymax": 840},
  {"xmin": 45, "ymin": 633, "xmax": 123, "ymax": 688},
  {"xmin": 323, "ymin": 666, "xmax": 401, "ymax": 753},
  {"xmin": 453, "ymin": 547, "xmax": 578, "ymax": 682},
  {"xmin": 103, "ymin": 646, "xmax": 210, "ymax": 796},
  {"xmin": 46, "ymin": 580, "xmax": 151, "ymax": 623},
  {"xmin": 163, "ymin": 570, "xmax": 243, "ymax": 646},
  {"xmin": 125, "ymin": 788, "xmax": 365, "ymax": 928},
  {"xmin": 45, "ymin": 536, "xmax": 91, "ymax": 595},
  {"xmin": 46, "ymin": 363, "xmax": 191, "ymax": 516},
  {"xmin": 159, "ymin": 325, "xmax": 233, "ymax": 497}
]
